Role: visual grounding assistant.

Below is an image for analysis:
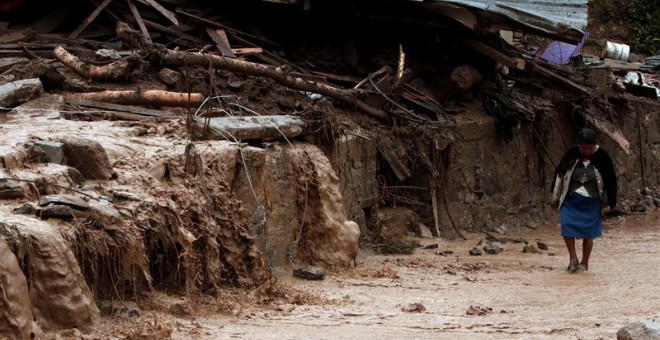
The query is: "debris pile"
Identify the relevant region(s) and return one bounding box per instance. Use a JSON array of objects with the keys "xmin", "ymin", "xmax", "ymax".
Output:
[{"xmin": 0, "ymin": 0, "xmax": 659, "ymax": 337}]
